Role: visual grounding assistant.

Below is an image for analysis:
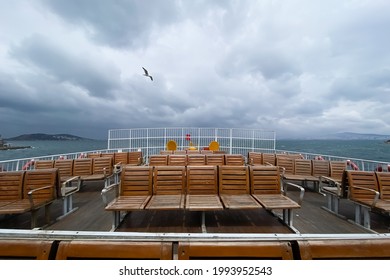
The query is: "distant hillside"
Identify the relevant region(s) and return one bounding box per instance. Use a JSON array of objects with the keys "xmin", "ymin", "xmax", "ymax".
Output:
[
  {"xmin": 7, "ymin": 133, "xmax": 88, "ymax": 141},
  {"xmin": 317, "ymin": 132, "xmax": 390, "ymax": 140}
]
